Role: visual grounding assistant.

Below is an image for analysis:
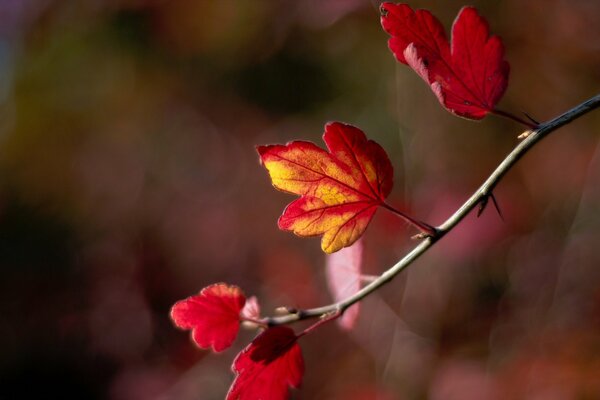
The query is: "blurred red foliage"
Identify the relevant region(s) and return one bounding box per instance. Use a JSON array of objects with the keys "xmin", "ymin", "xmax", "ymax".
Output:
[{"xmin": 1, "ymin": 1, "xmax": 599, "ymax": 399}]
